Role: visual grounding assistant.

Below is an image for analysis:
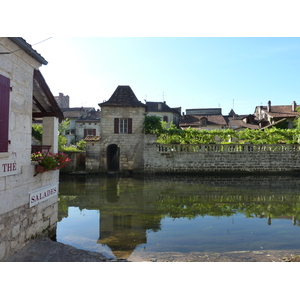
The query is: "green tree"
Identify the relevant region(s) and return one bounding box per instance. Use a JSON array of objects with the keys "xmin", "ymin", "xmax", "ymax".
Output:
[
  {"xmin": 32, "ymin": 124, "xmax": 43, "ymax": 143},
  {"xmin": 144, "ymin": 115, "xmax": 164, "ymax": 134},
  {"xmin": 58, "ymin": 118, "xmax": 70, "ymax": 151}
]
